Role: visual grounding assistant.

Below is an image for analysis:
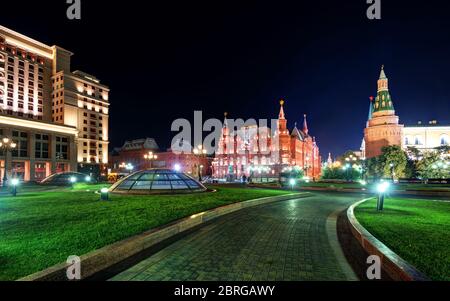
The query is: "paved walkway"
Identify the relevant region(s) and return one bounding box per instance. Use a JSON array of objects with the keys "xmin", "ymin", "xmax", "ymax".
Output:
[{"xmin": 110, "ymin": 192, "xmax": 362, "ymax": 281}]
